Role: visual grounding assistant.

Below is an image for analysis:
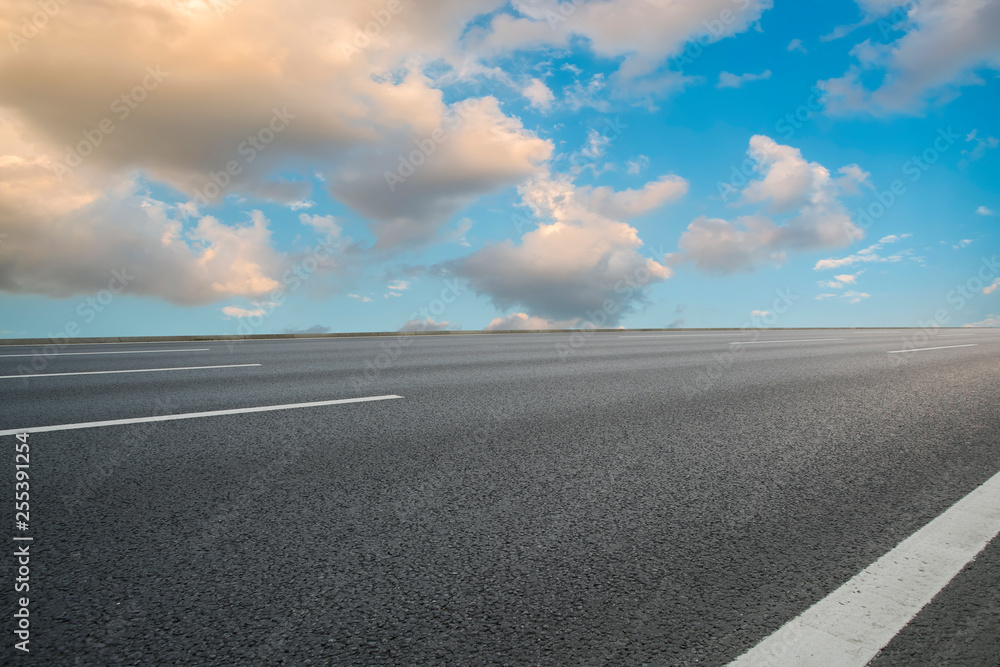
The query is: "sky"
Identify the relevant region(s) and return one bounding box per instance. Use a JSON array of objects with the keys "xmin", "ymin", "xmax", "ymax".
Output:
[{"xmin": 1, "ymin": 0, "xmax": 999, "ymax": 338}]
